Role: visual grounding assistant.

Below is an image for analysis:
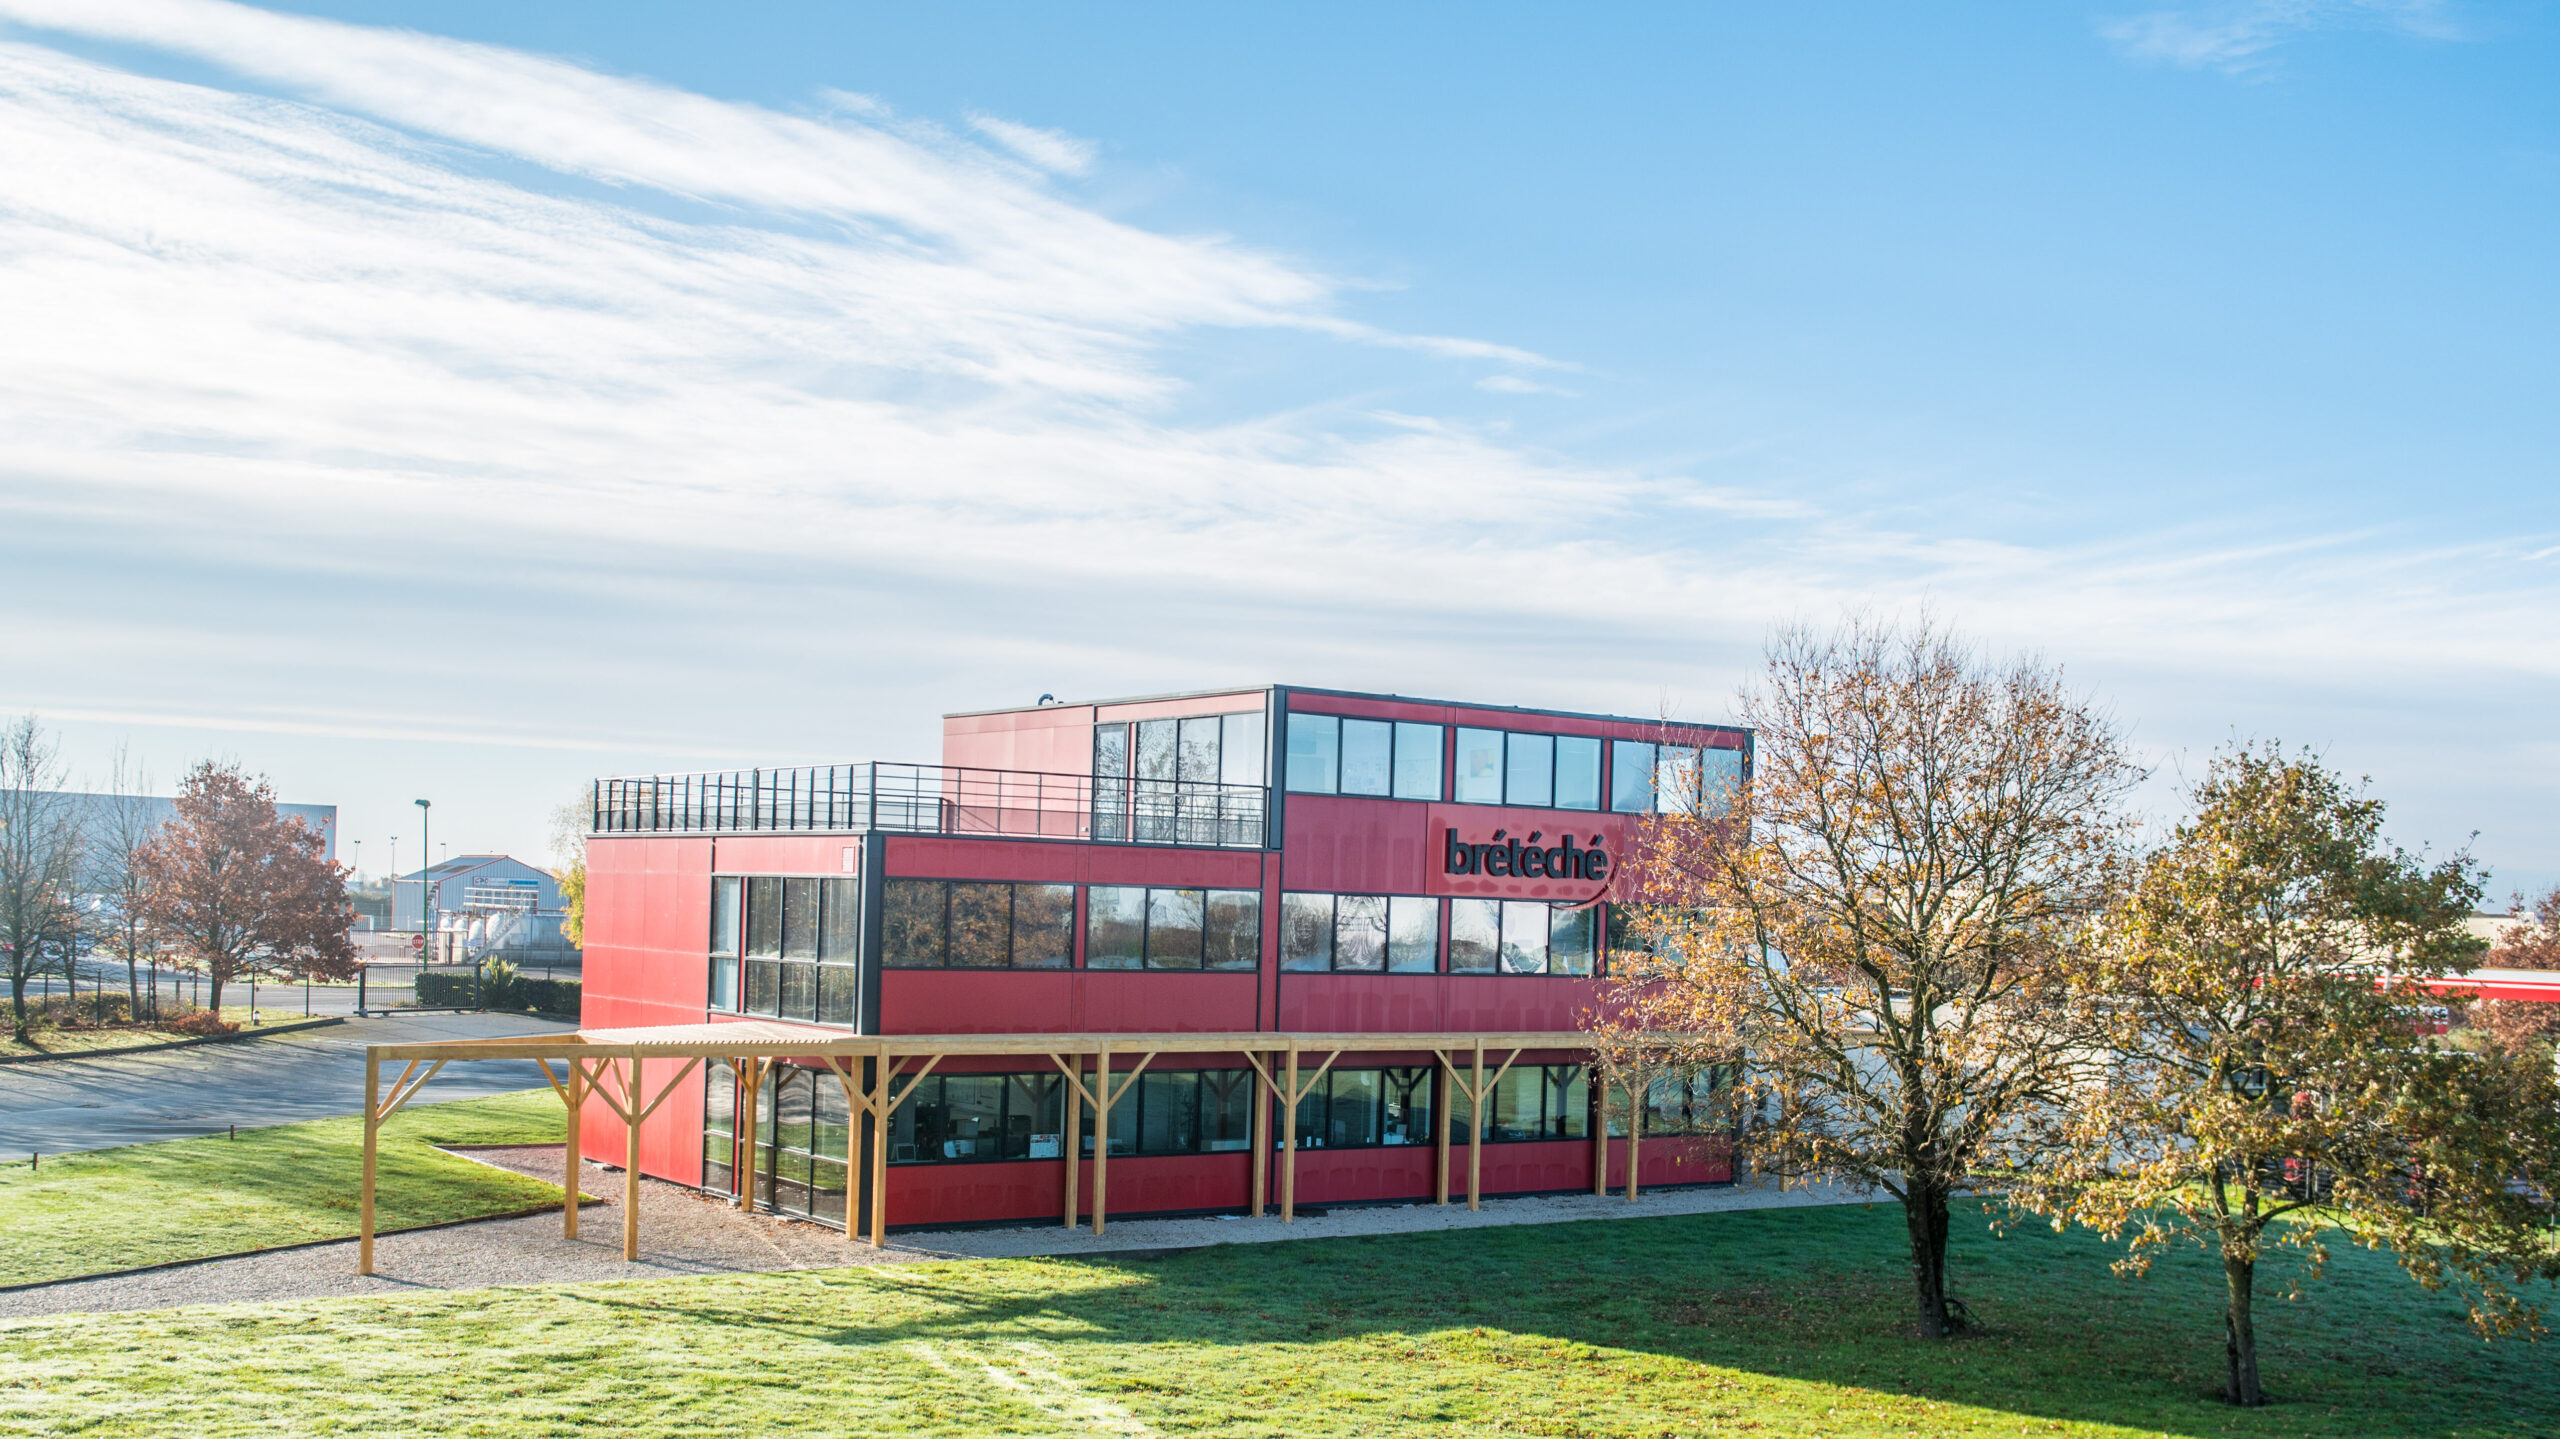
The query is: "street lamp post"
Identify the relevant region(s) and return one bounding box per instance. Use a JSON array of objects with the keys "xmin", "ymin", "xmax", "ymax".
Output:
[{"xmin": 415, "ymin": 799, "xmax": 433, "ymax": 969}]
